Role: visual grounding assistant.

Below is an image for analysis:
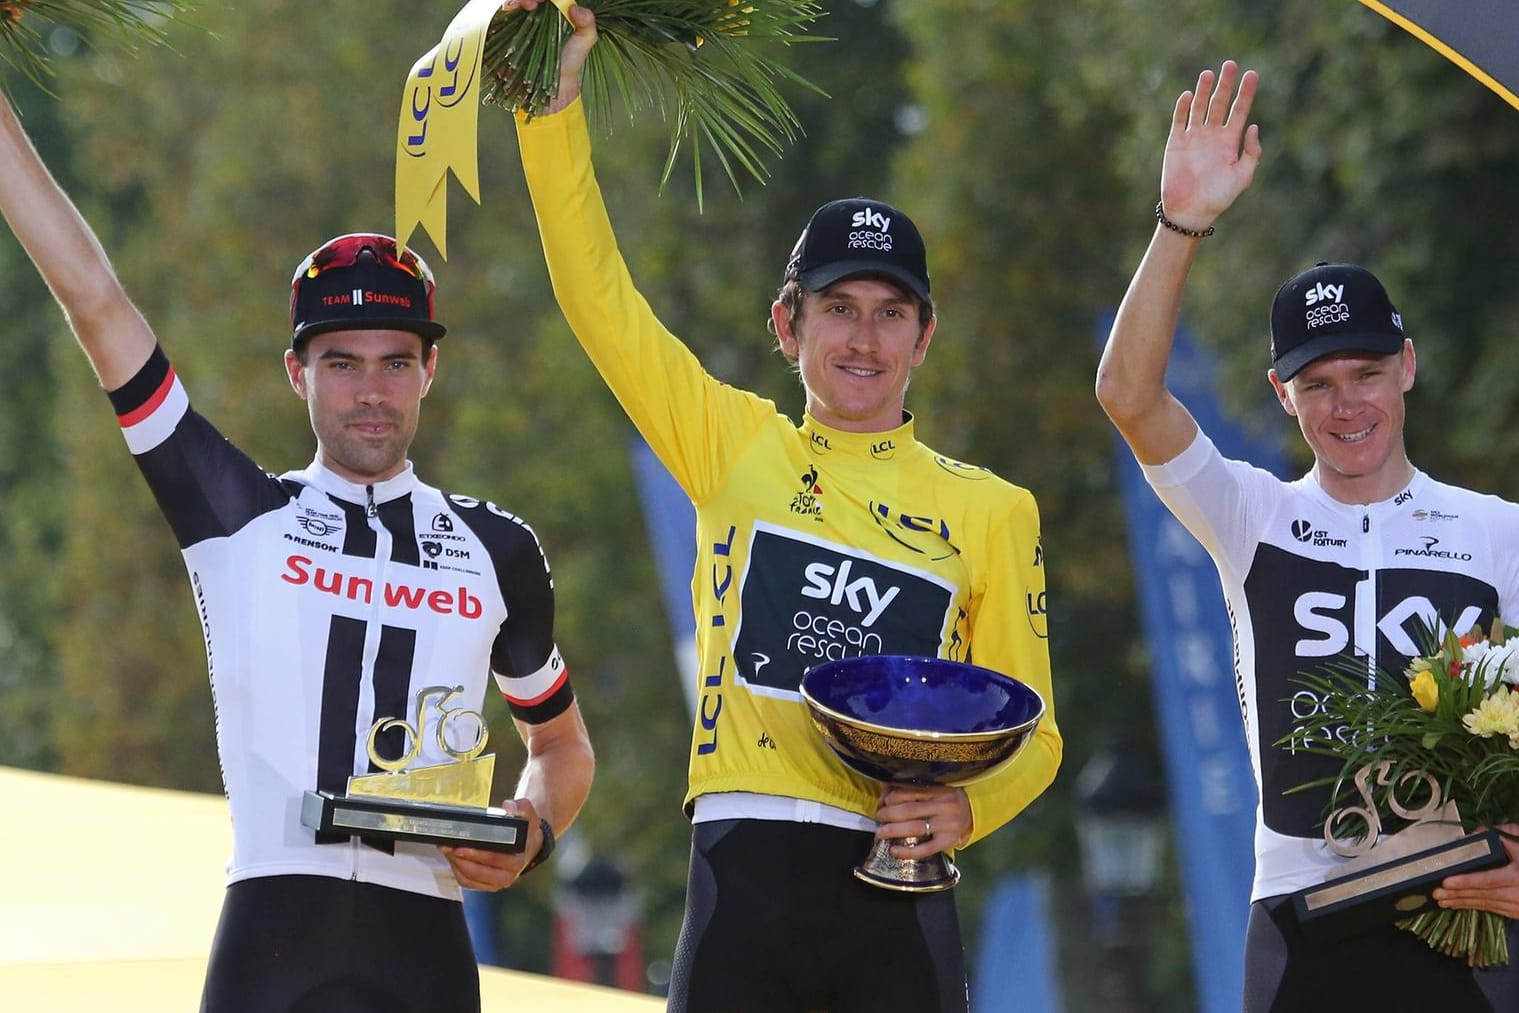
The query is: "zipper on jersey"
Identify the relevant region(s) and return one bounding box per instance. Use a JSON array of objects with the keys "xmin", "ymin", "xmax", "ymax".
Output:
[
  {"xmin": 1360, "ymin": 511, "xmax": 1376, "ymax": 690},
  {"xmin": 351, "ymin": 482, "xmax": 391, "ymax": 876}
]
